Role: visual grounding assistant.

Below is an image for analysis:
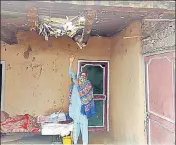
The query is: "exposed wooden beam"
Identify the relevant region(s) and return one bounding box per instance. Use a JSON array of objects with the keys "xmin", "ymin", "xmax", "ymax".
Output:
[
  {"xmin": 80, "ymin": 10, "xmax": 96, "ymax": 49},
  {"xmin": 144, "ymin": 19, "xmax": 175, "ymax": 22},
  {"xmin": 103, "ymin": 6, "xmax": 175, "ymax": 14}
]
